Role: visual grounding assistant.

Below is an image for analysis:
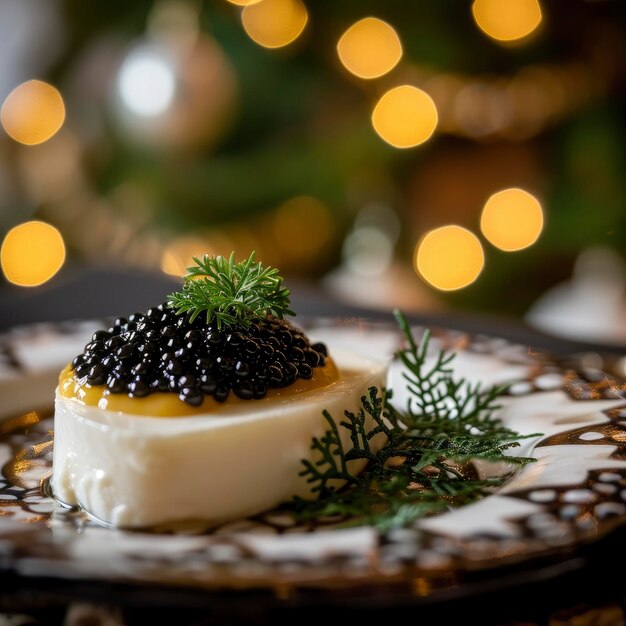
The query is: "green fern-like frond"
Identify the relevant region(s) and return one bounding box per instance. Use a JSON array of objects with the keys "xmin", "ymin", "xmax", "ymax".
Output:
[
  {"xmin": 291, "ymin": 311, "xmax": 540, "ymax": 531},
  {"xmin": 166, "ymin": 252, "xmax": 294, "ymax": 328}
]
